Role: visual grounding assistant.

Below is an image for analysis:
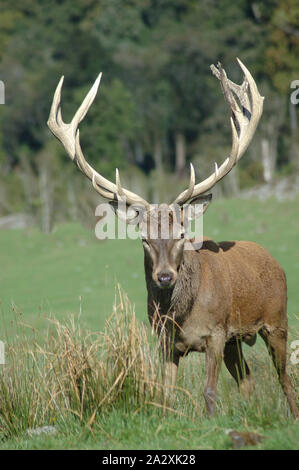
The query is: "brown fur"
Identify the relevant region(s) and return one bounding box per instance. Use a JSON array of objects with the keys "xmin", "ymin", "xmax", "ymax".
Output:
[{"xmin": 142, "ymin": 205, "xmax": 298, "ymax": 418}]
